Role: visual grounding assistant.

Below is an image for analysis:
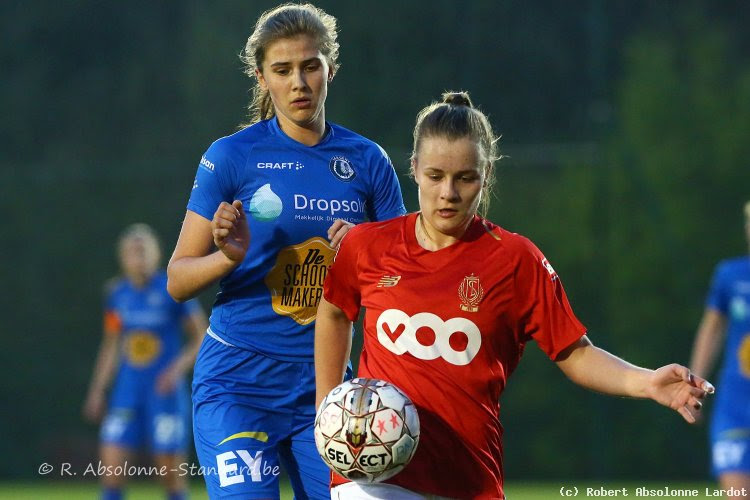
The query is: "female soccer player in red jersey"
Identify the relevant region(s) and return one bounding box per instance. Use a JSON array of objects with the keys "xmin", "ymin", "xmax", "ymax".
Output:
[{"xmin": 315, "ymin": 91, "xmax": 715, "ymax": 500}]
